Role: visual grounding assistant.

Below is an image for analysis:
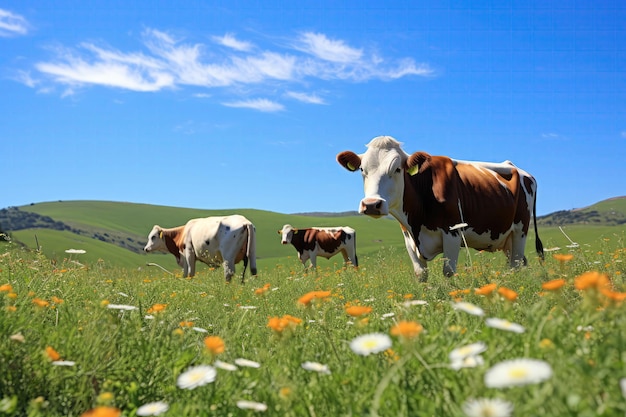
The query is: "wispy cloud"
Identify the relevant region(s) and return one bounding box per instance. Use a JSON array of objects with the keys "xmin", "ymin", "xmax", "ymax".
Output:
[
  {"xmin": 286, "ymin": 91, "xmax": 327, "ymax": 105},
  {"xmin": 223, "ymin": 98, "xmax": 284, "ymax": 112},
  {"xmin": 541, "ymin": 133, "xmax": 566, "ymax": 140},
  {"xmin": 25, "ymin": 28, "xmax": 434, "ymax": 110},
  {"xmin": 0, "ymin": 9, "xmax": 29, "ymax": 37},
  {"xmin": 212, "ymin": 33, "xmax": 254, "ymax": 52}
]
